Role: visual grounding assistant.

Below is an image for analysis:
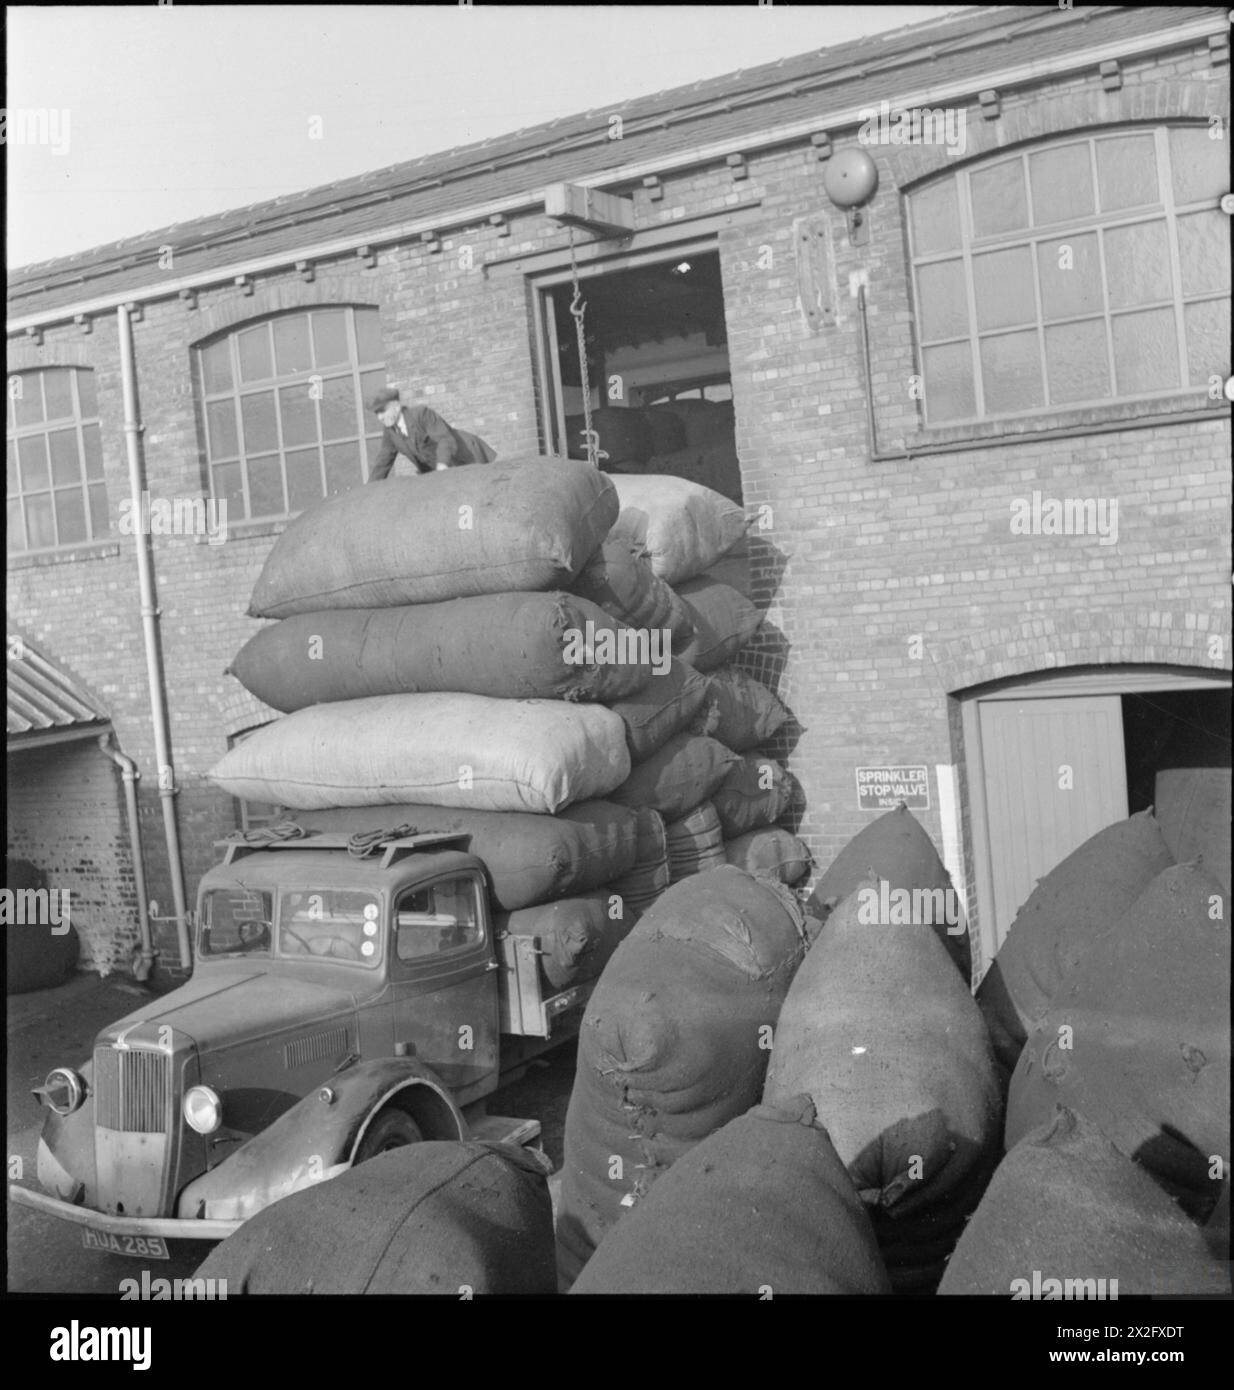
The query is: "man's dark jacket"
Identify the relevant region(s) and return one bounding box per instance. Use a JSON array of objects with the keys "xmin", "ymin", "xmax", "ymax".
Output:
[{"xmin": 370, "ymin": 405, "xmax": 497, "ymax": 480}]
